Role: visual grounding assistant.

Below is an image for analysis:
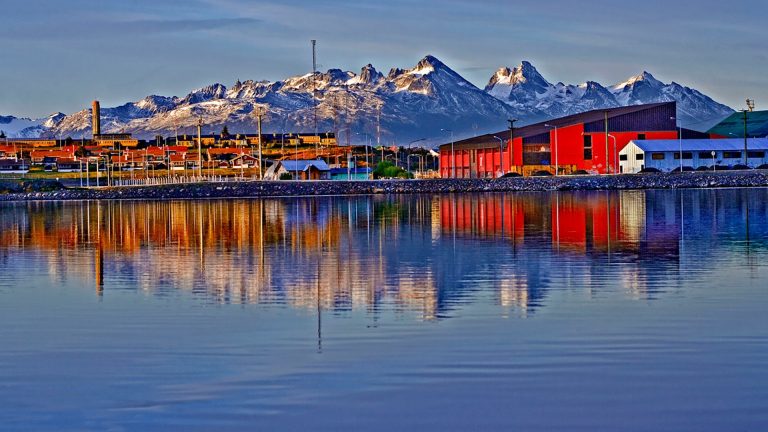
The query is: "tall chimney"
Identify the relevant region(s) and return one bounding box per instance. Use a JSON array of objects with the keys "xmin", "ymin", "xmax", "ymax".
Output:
[{"xmin": 92, "ymin": 100, "xmax": 101, "ymax": 137}]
